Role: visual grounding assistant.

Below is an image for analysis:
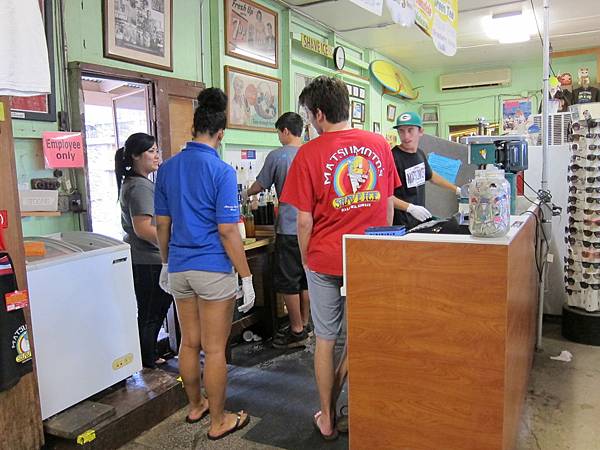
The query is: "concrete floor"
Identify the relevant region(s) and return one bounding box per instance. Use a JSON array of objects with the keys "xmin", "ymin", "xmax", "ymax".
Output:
[{"xmin": 119, "ymin": 321, "xmax": 600, "ymax": 450}]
